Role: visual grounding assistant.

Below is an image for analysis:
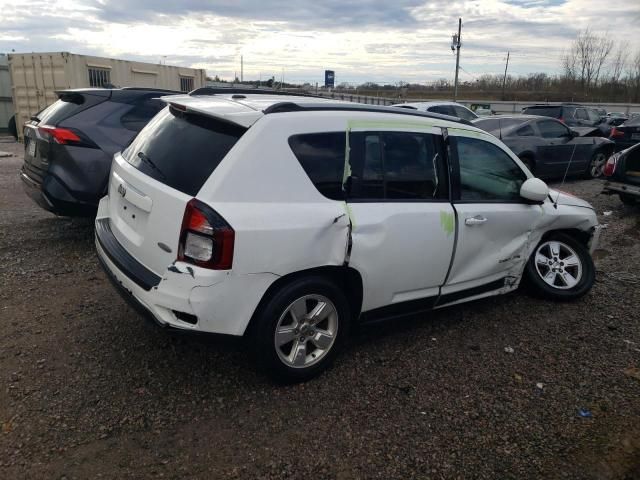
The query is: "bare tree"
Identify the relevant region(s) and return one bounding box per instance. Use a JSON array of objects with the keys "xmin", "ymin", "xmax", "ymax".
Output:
[
  {"xmin": 563, "ymin": 28, "xmax": 614, "ymax": 93},
  {"xmin": 608, "ymin": 42, "xmax": 628, "ymax": 84},
  {"xmin": 625, "ymin": 49, "xmax": 640, "ymax": 102}
]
